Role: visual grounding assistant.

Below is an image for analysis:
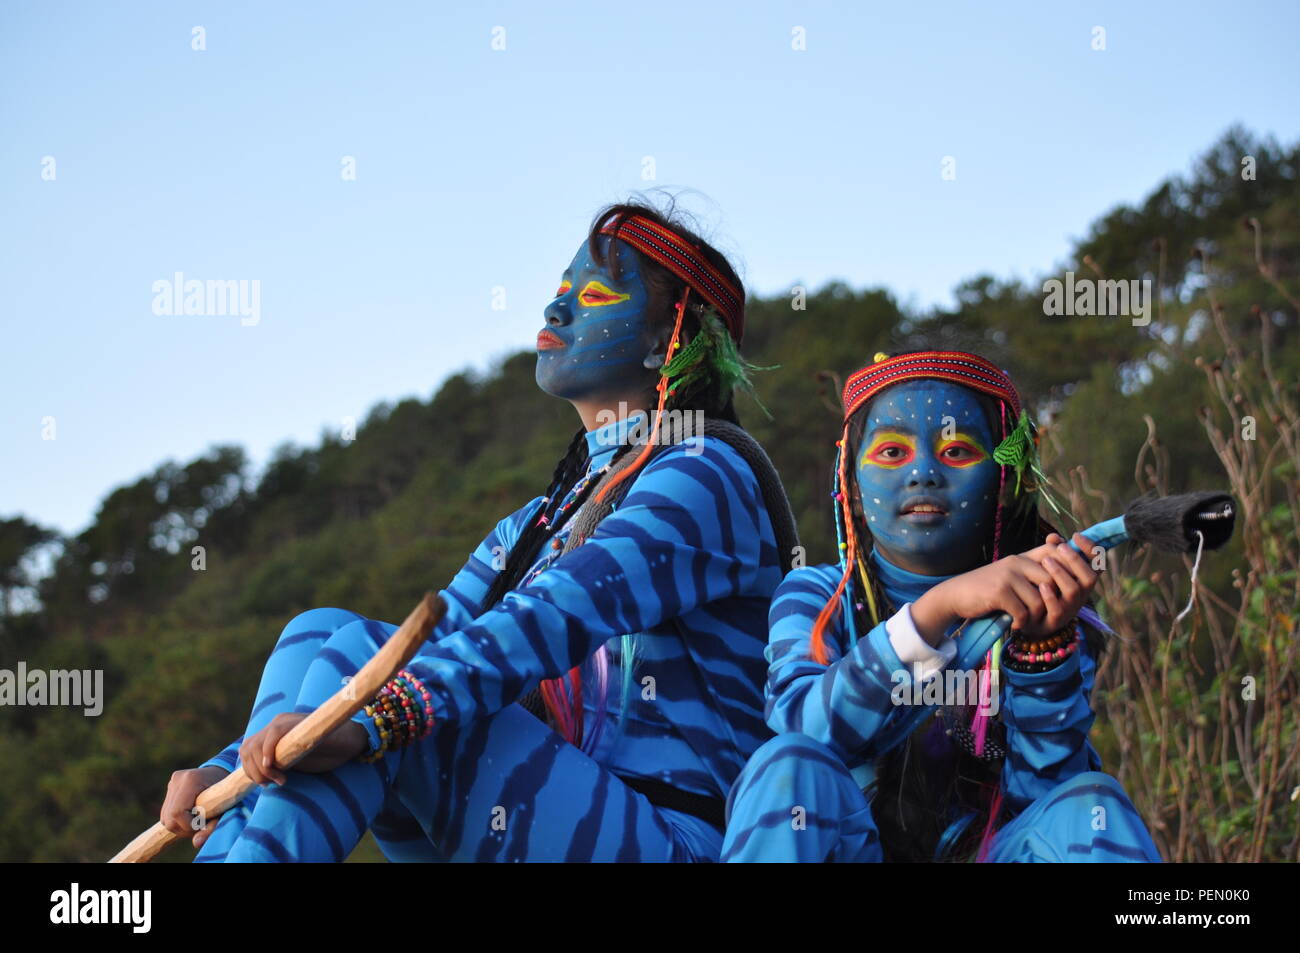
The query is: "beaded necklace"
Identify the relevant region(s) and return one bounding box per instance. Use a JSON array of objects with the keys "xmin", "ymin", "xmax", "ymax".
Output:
[{"xmin": 521, "ymin": 461, "xmax": 614, "ymax": 586}]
